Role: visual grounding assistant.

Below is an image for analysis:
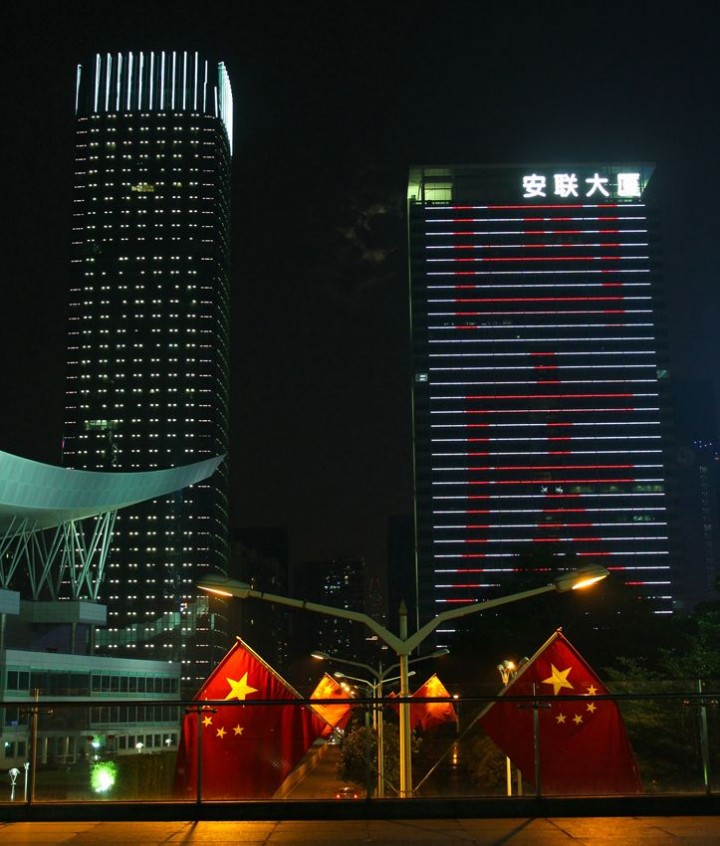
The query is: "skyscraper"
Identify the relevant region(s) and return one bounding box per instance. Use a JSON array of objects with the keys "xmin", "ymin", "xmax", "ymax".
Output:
[
  {"xmin": 64, "ymin": 52, "xmax": 233, "ymax": 690},
  {"xmin": 408, "ymin": 164, "xmax": 675, "ymax": 640}
]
